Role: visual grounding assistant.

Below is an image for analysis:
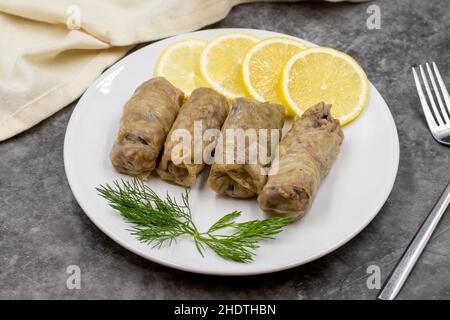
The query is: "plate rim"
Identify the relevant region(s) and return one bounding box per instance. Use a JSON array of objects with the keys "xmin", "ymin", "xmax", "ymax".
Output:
[{"xmin": 64, "ymin": 28, "xmax": 400, "ymax": 276}]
